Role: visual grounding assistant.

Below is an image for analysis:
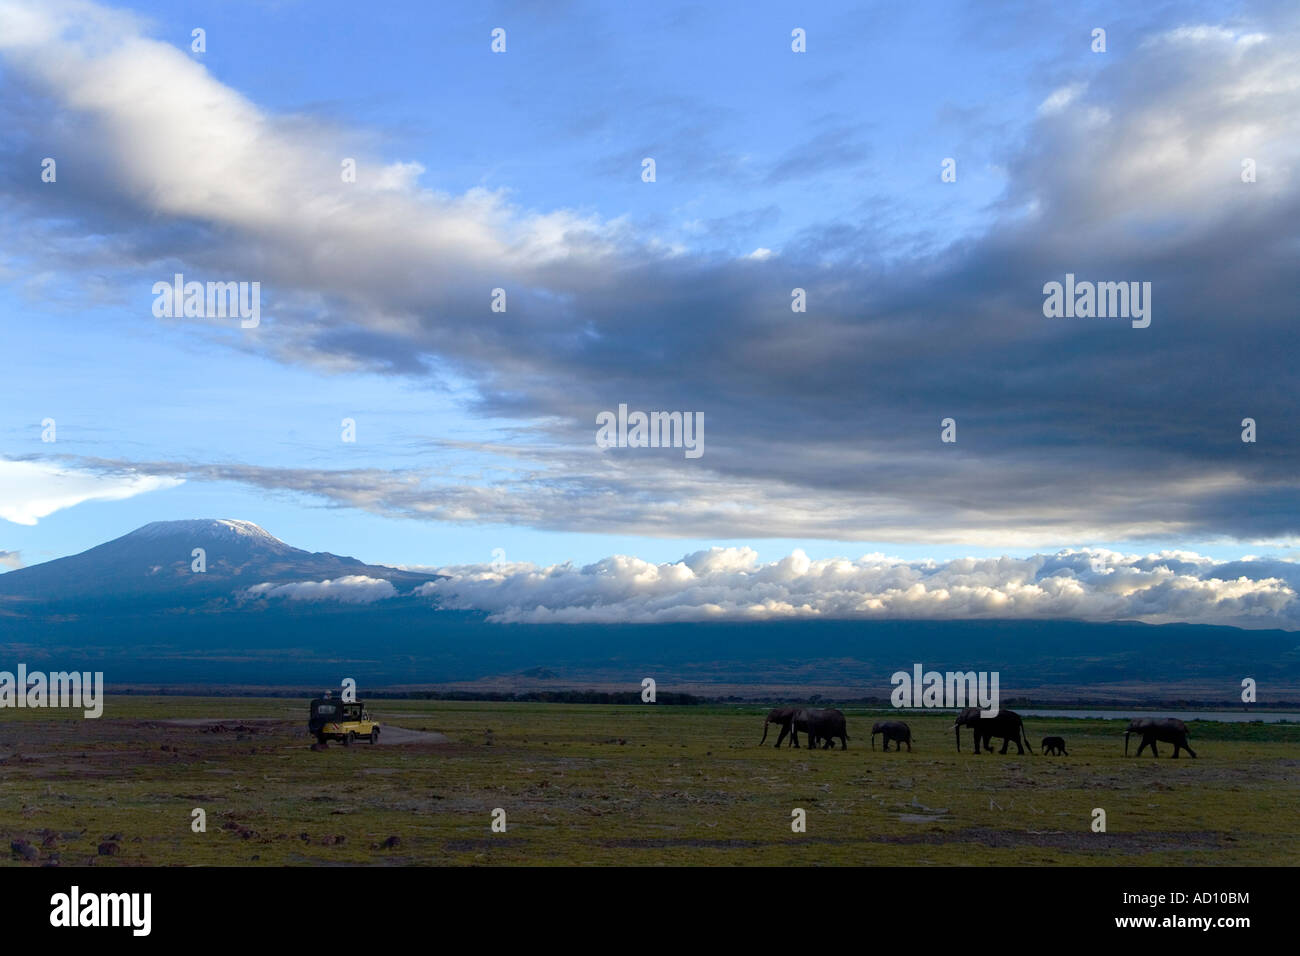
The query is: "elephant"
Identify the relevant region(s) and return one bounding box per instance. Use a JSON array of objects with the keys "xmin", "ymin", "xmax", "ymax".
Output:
[
  {"xmin": 871, "ymin": 720, "xmax": 913, "ymax": 752},
  {"xmin": 795, "ymin": 708, "xmax": 849, "ymax": 750},
  {"xmin": 1041, "ymin": 736, "xmax": 1068, "ymax": 756},
  {"xmin": 759, "ymin": 707, "xmax": 799, "ymax": 748},
  {"xmin": 1125, "ymin": 718, "xmax": 1196, "ymax": 758},
  {"xmin": 952, "ymin": 707, "xmax": 1033, "ymax": 754}
]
